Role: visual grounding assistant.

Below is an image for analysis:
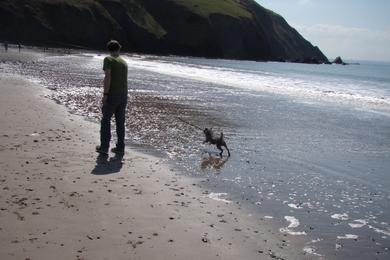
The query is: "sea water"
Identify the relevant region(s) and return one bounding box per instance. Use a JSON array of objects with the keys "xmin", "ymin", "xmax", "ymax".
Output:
[
  {"xmin": 126, "ymin": 56, "xmax": 390, "ymax": 259},
  {"xmin": 4, "ymin": 50, "xmax": 390, "ymax": 259}
]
